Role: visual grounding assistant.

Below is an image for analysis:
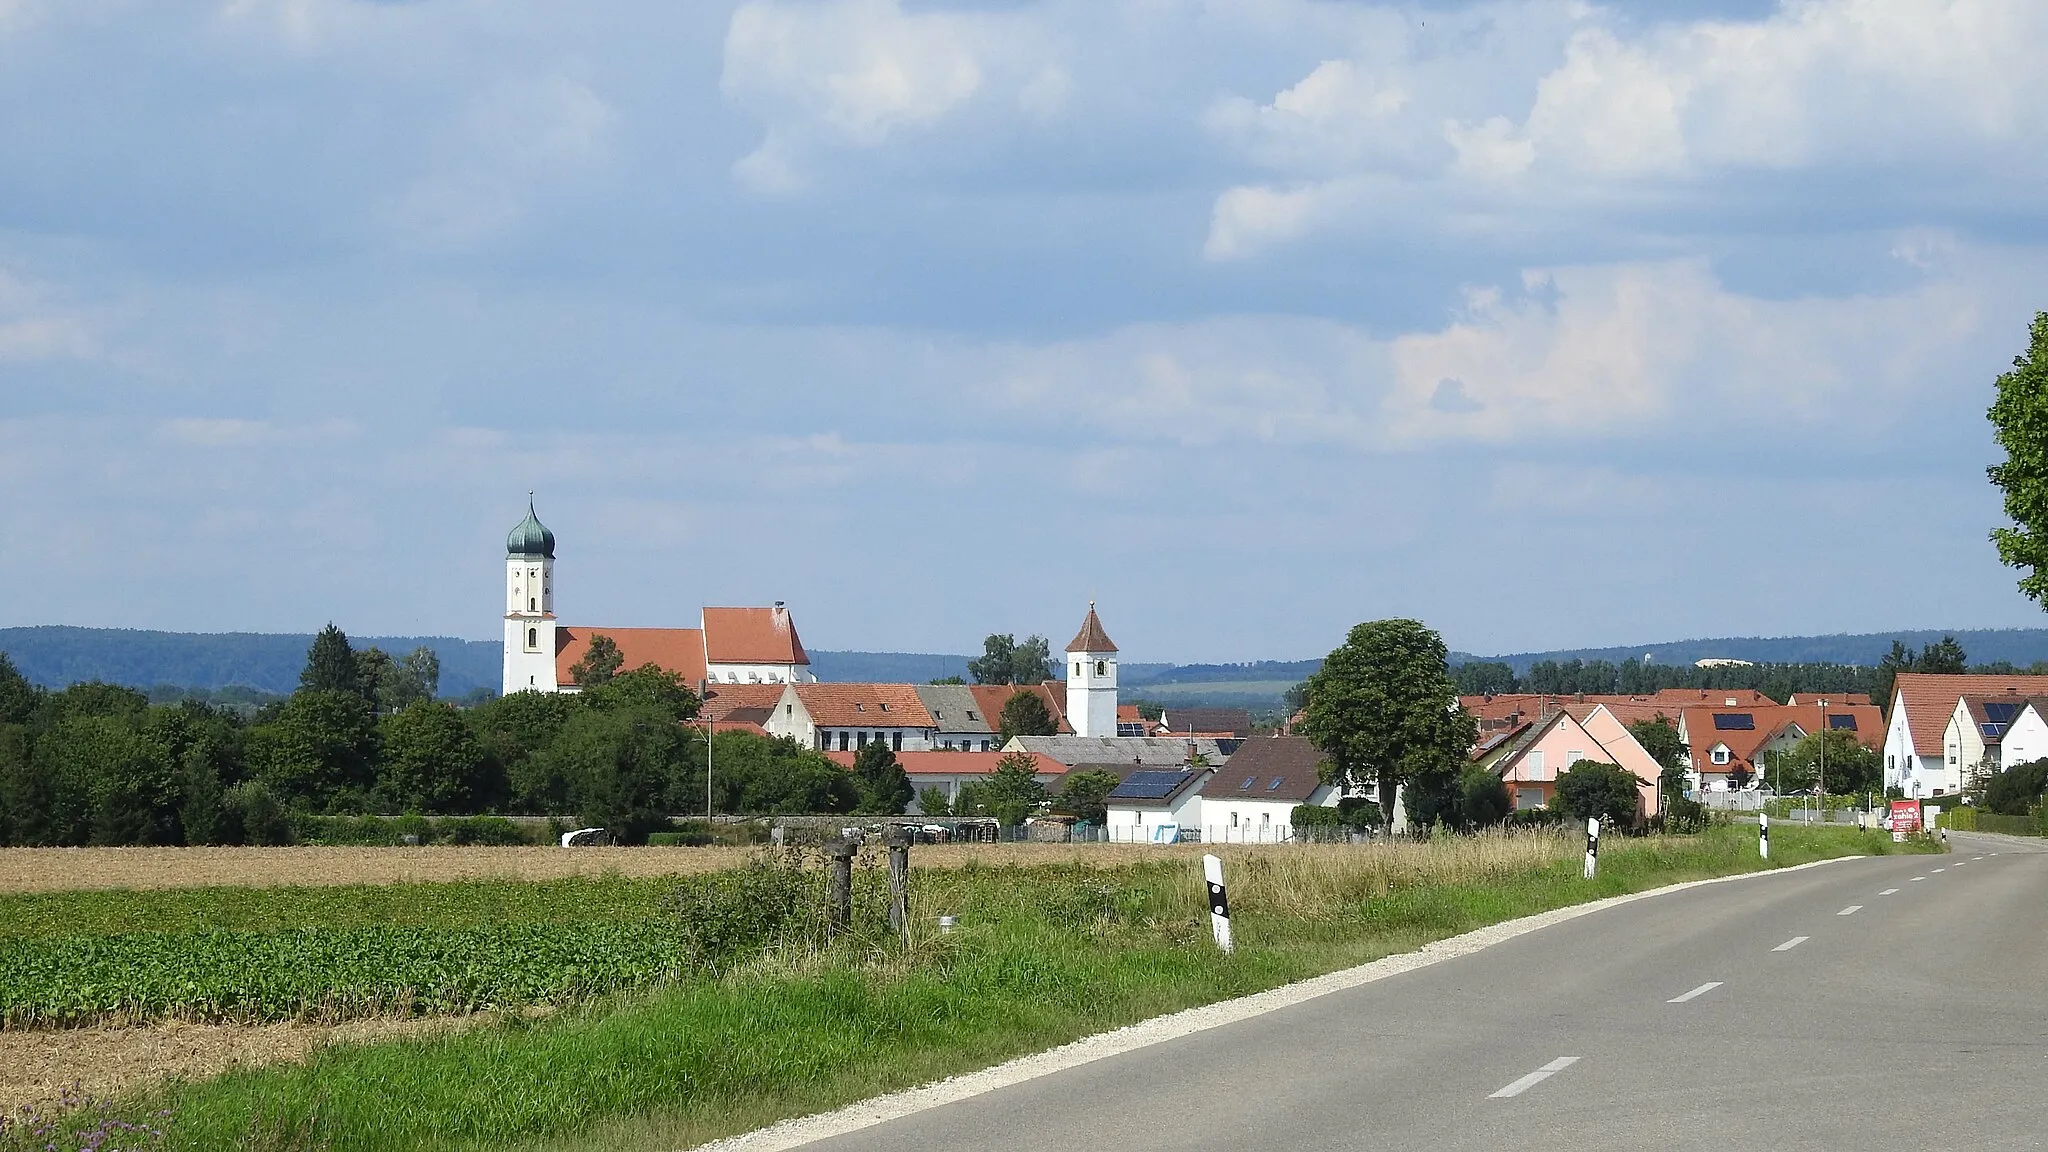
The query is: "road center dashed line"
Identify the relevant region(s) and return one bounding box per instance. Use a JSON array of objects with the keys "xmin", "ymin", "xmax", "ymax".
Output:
[
  {"xmin": 1910, "ymin": 877, "xmax": 1927, "ymax": 882},
  {"xmin": 1933, "ymin": 867, "xmax": 1947, "ymax": 873},
  {"xmin": 1838, "ymin": 905, "xmax": 1862, "ymax": 916},
  {"xmin": 1668, "ymin": 981, "xmax": 1723, "ymax": 1003},
  {"xmin": 1488, "ymin": 1057, "xmax": 1581, "ymax": 1099},
  {"xmin": 1773, "ymin": 936, "xmax": 1810, "ymax": 952},
  {"xmin": 1879, "ymin": 888, "xmax": 1900, "ymax": 895}
]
